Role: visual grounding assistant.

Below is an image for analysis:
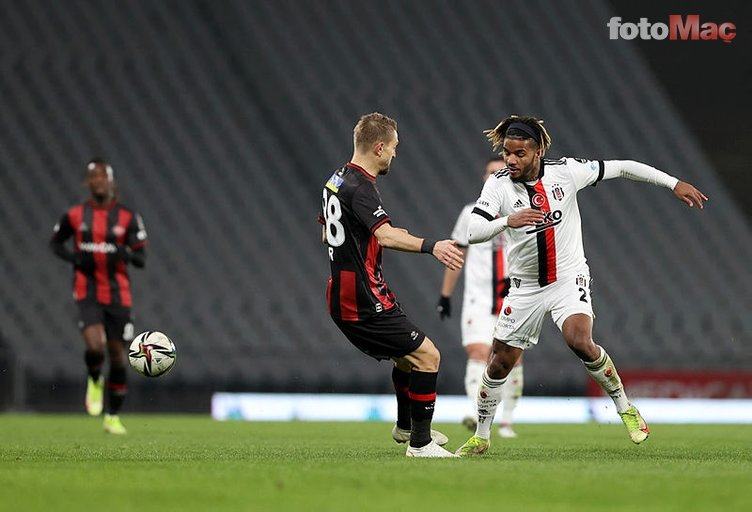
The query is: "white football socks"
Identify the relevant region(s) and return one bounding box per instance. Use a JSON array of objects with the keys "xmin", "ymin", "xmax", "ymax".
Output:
[
  {"xmin": 475, "ymin": 369, "xmax": 506, "ymax": 439},
  {"xmin": 583, "ymin": 346, "xmax": 630, "ymax": 413},
  {"xmin": 500, "ymin": 364, "xmax": 523, "ymax": 425},
  {"xmin": 464, "ymin": 359, "xmax": 487, "ymax": 414}
]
